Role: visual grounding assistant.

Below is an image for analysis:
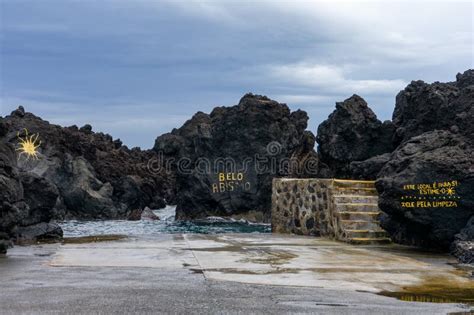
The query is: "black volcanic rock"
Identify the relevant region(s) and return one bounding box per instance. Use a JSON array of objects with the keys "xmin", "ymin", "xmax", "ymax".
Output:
[
  {"xmin": 349, "ymin": 153, "xmax": 392, "ymax": 180},
  {"xmin": 0, "ymin": 134, "xmax": 28, "ymax": 252},
  {"xmin": 1, "ymin": 108, "xmax": 170, "ymax": 221},
  {"xmin": 451, "ymin": 216, "xmax": 474, "ymax": 264},
  {"xmin": 0, "ymin": 127, "xmax": 62, "ymax": 251},
  {"xmin": 16, "ymin": 222, "xmax": 63, "ymax": 244},
  {"xmin": 19, "ymin": 172, "xmax": 62, "ymax": 226},
  {"xmin": 316, "ymin": 95, "xmax": 395, "ymax": 178},
  {"xmin": 392, "ymin": 69, "xmax": 474, "ymax": 145},
  {"xmin": 127, "ymin": 206, "xmax": 160, "ymax": 221},
  {"xmin": 154, "ymin": 93, "xmax": 323, "ymax": 221},
  {"xmin": 376, "ymin": 130, "xmax": 473, "ymax": 249},
  {"xmin": 371, "ymin": 70, "xmax": 474, "ymax": 257}
]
